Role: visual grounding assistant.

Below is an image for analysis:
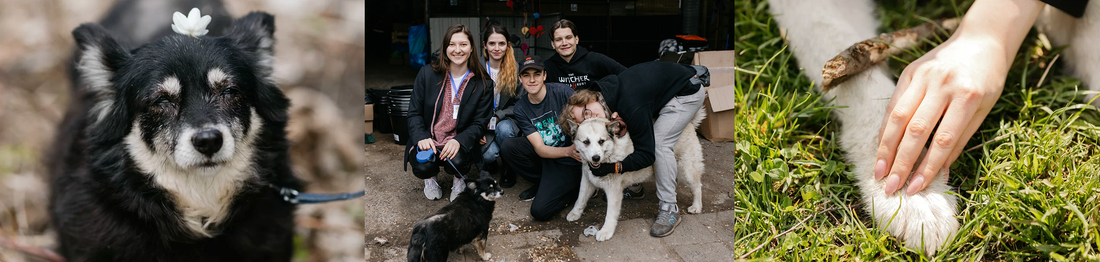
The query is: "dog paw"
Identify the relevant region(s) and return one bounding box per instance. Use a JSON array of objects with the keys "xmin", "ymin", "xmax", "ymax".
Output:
[
  {"xmin": 595, "ymin": 228, "xmax": 615, "ymax": 241},
  {"xmin": 687, "ymin": 204, "xmax": 702, "ymax": 214},
  {"xmin": 867, "ymin": 172, "xmax": 958, "ymax": 256},
  {"xmin": 566, "ymin": 210, "xmax": 582, "ymax": 221},
  {"xmin": 480, "ymin": 252, "xmax": 492, "ymax": 261}
]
